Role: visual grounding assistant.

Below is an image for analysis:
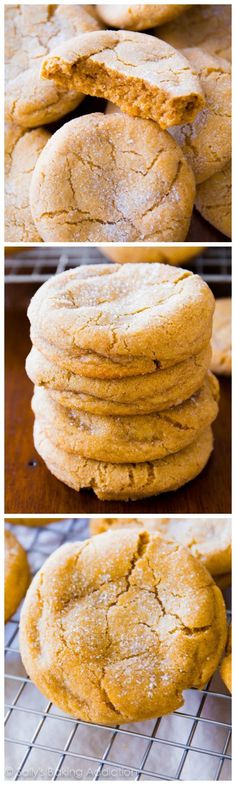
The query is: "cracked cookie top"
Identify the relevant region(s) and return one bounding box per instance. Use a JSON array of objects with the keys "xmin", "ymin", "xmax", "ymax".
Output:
[
  {"xmin": 5, "ymin": 125, "xmax": 51, "ymax": 242},
  {"xmin": 5, "ymin": 4, "xmax": 102, "ymax": 128},
  {"xmin": 41, "ymin": 29, "xmax": 204, "ymax": 129},
  {"xmin": 20, "ymin": 529, "xmax": 227, "ymax": 723},
  {"xmin": 195, "ymin": 162, "xmax": 232, "ymax": 239},
  {"xmin": 28, "ymin": 262, "xmax": 214, "ymax": 365},
  {"xmin": 96, "ymin": 5, "xmax": 191, "ymax": 31},
  {"xmin": 89, "ymin": 518, "xmax": 231, "ymax": 579},
  {"xmin": 170, "ymin": 47, "xmax": 231, "ymax": 185},
  {"xmin": 29, "ymin": 112, "xmax": 196, "ymax": 243},
  {"xmin": 157, "ymin": 4, "xmax": 231, "ymax": 62}
]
